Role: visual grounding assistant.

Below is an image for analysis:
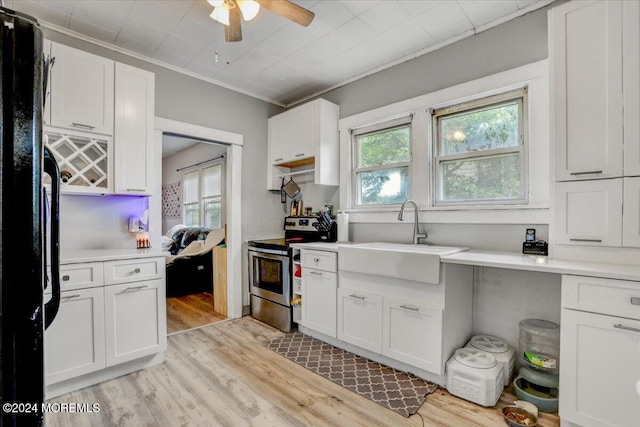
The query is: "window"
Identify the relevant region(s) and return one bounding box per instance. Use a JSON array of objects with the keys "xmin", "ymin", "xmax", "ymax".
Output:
[
  {"xmin": 432, "ymin": 88, "xmax": 527, "ymax": 205},
  {"xmin": 352, "ymin": 116, "xmax": 411, "ymax": 206},
  {"xmin": 202, "ymin": 164, "xmax": 222, "ymax": 229},
  {"xmin": 183, "ymin": 171, "xmax": 200, "ymax": 226},
  {"xmin": 182, "ymin": 163, "xmax": 223, "ymax": 228}
]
